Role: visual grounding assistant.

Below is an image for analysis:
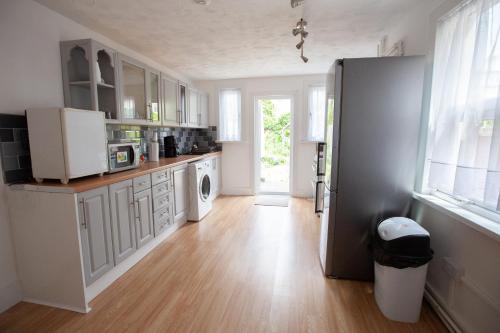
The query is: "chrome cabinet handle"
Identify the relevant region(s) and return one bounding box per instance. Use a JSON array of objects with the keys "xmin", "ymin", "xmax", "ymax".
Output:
[{"xmin": 79, "ymin": 199, "xmax": 87, "ymax": 229}]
